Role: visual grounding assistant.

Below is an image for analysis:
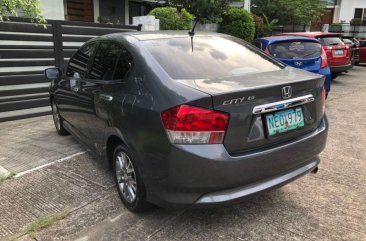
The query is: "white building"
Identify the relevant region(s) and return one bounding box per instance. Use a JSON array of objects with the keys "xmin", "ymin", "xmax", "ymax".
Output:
[
  {"xmin": 39, "ymin": 0, "xmax": 158, "ymax": 24},
  {"xmin": 321, "ymin": 0, "xmax": 366, "ymax": 24}
]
